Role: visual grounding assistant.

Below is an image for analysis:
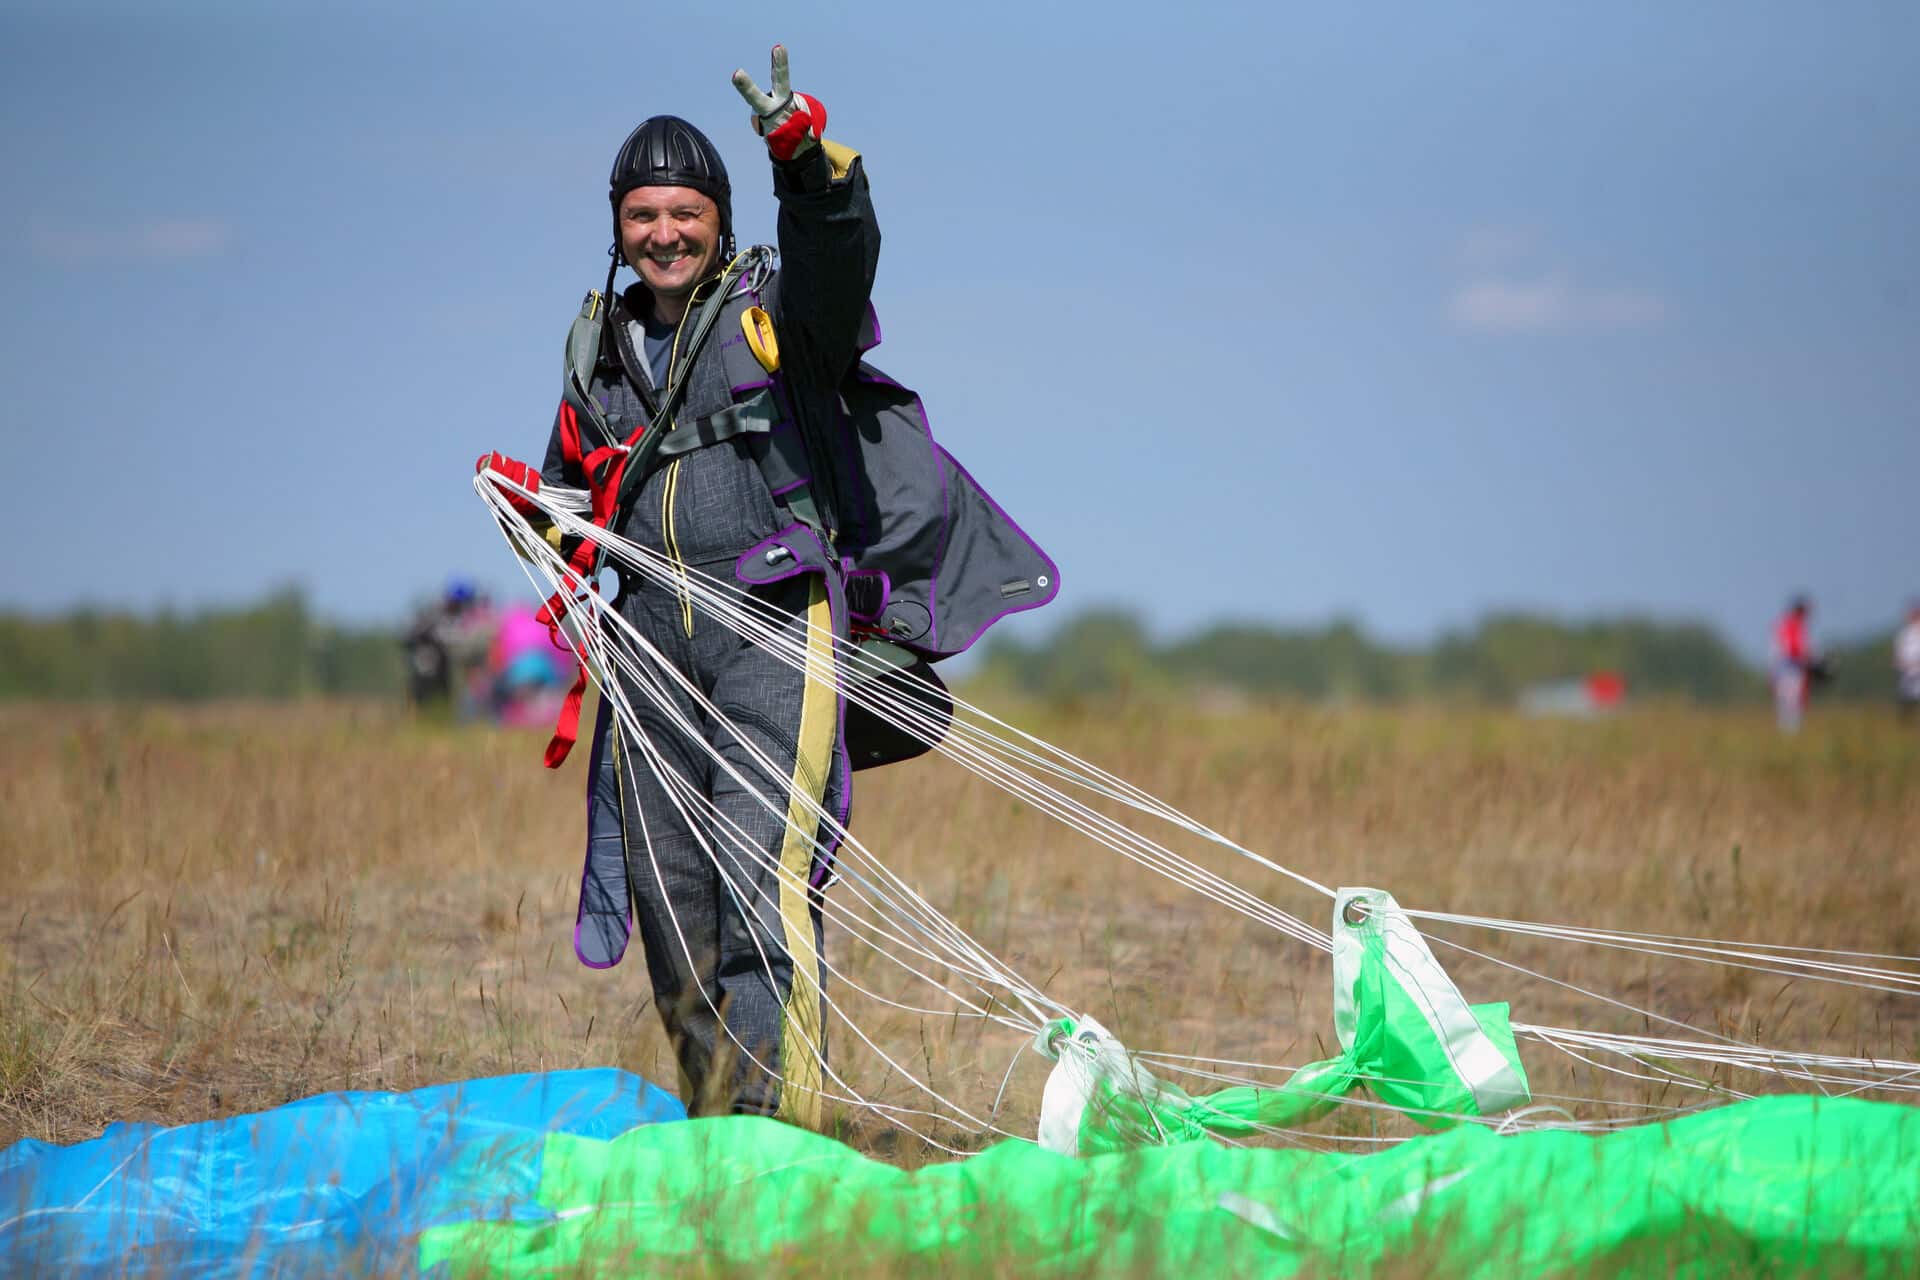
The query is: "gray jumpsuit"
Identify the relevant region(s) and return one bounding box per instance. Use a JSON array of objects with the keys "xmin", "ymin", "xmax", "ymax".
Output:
[{"xmin": 543, "ymin": 142, "xmax": 878, "ymax": 1123}]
